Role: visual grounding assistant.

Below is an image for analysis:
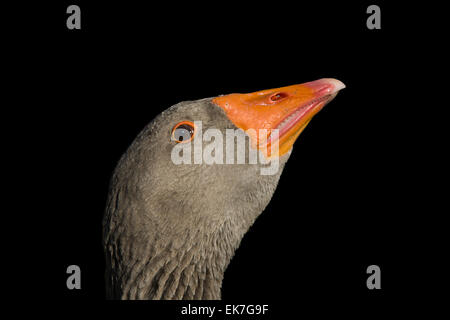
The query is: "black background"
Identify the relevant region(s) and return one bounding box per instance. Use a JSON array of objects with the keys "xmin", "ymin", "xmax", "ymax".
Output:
[{"xmin": 8, "ymin": 0, "xmax": 445, "ymax": 317}]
